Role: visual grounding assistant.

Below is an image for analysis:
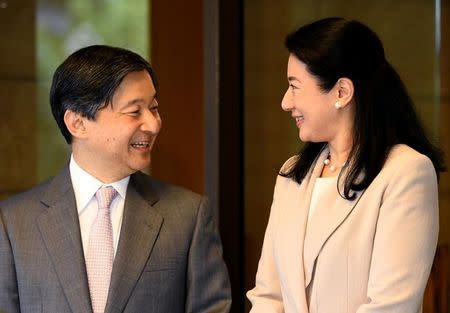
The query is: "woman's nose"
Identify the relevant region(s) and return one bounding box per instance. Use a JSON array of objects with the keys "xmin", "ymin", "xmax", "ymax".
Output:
[{"xmin": 281, "ymin": 89, "xmax": 293, "ymax": 112}]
